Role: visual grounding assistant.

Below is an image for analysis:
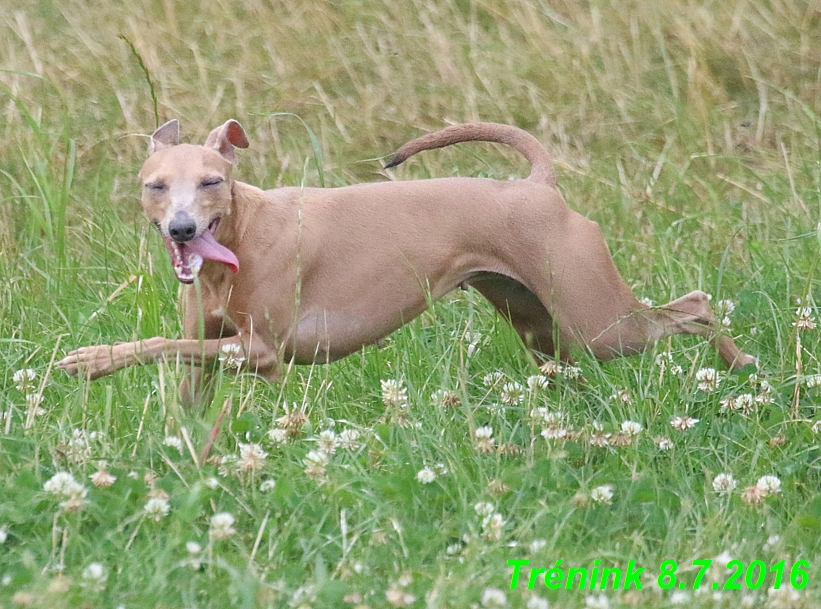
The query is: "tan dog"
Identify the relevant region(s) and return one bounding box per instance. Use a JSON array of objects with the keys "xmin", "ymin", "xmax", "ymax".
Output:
[{"xmin": 57, "ymin": 120, "xmax": 755, "ymax": 399}]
